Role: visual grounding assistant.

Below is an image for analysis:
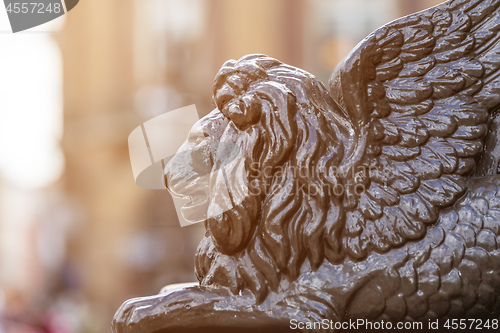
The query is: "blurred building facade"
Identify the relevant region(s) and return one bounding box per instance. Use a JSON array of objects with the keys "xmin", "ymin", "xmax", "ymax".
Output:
[{"xmin": 0, "ymin": 0, "xmax": 442, "ymax": 332}]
